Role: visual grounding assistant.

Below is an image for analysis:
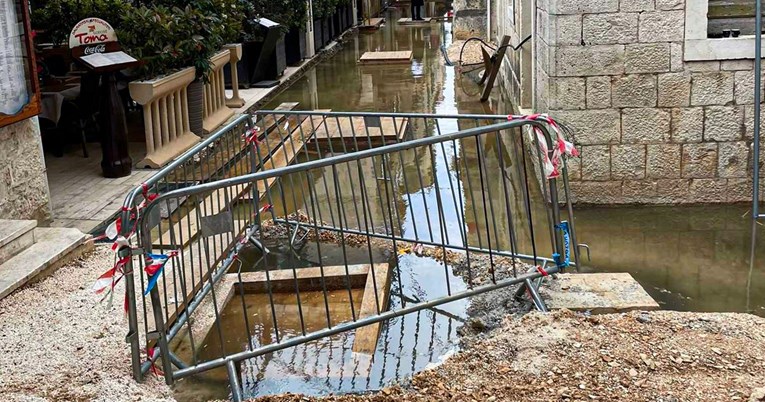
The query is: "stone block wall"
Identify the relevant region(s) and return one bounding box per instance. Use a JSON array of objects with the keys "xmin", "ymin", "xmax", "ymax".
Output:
[
  {"xmin": 528, "ymin": 0, "xmax": 762, "ymax": 204},
  {"xmin": 453, "ymin": 0, "xmax": 487, "ymax": 39},
  {"xmin": 0, "ymin": 118, "xmax": 52, "ymax": 221}
]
